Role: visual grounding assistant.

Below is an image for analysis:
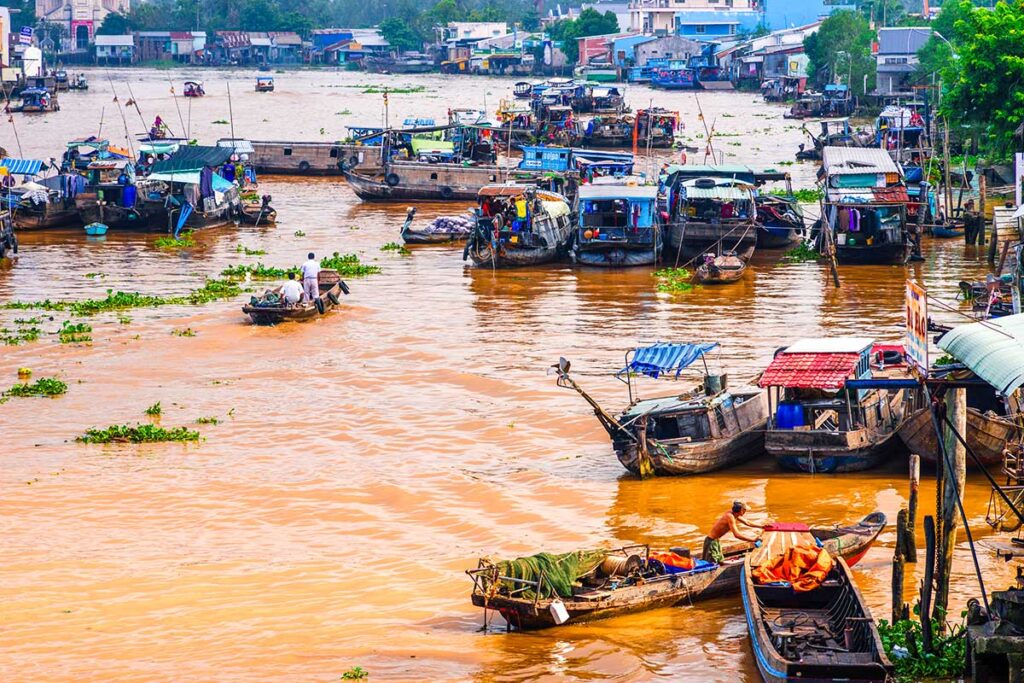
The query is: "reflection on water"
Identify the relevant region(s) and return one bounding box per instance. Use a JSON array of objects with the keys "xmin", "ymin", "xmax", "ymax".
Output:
[{"xmin": 0, "ymin": 69, "xmax": 1015, "ymax": 682}]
